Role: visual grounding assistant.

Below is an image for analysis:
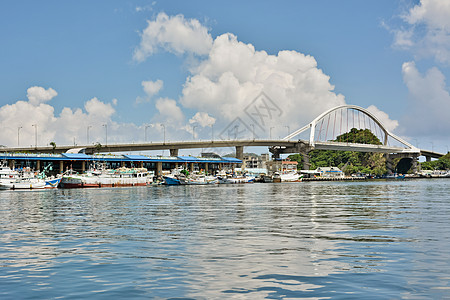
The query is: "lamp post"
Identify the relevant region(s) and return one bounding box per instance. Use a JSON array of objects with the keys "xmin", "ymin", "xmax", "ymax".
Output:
[
  {"xmin": 87, "ymin": 125, "xmax": 92, "ymax": 144},
  {"xmin": 192, "ymin": 125, "xmax": 198, "ymax": 140},
  {"xmin": 17, "ymin": 126, "xmax": 22, "ymax": 147},
  {"xmin": 145, "ymin": 124, "xmax": 151, "ymax": 142},
  {"xmin": 270, "ymin": 127, "xmax": 274, "ymax": 139},
  {"xmin": 250, "ymin": 124, "xmax": 255, "ymax": 140},
  {"xmin": 32, "ymin": 124, "xmax": 37, "ymax": 148},
  {"xmin": 103, "ymin": 124, "xmax": 107, "ymax": 145},
  {"xmin": 160, "ymin": 124, "xmax": 165, "ymax": 143},
  {"xmin": 210, "ymin": 124, "xmax": 214, "ymax": 141},
  {"xmin": 285, "ymin": 125, "xmax": 290, "ymax": 137}
]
